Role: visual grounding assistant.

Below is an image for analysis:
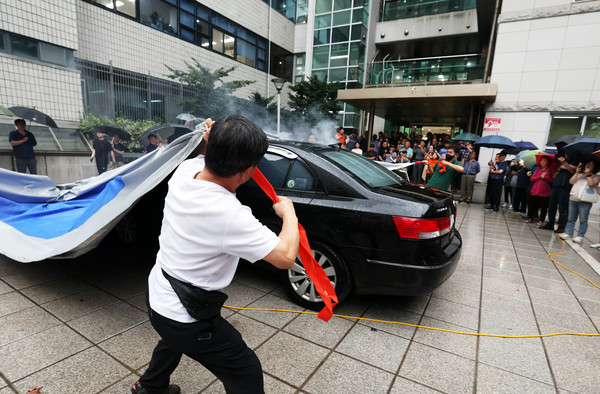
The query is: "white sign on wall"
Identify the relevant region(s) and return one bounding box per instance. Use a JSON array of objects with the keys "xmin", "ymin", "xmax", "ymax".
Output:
[{"xmin": 484, "ymin": 118, "xmax": 501, "ymax": 131}]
